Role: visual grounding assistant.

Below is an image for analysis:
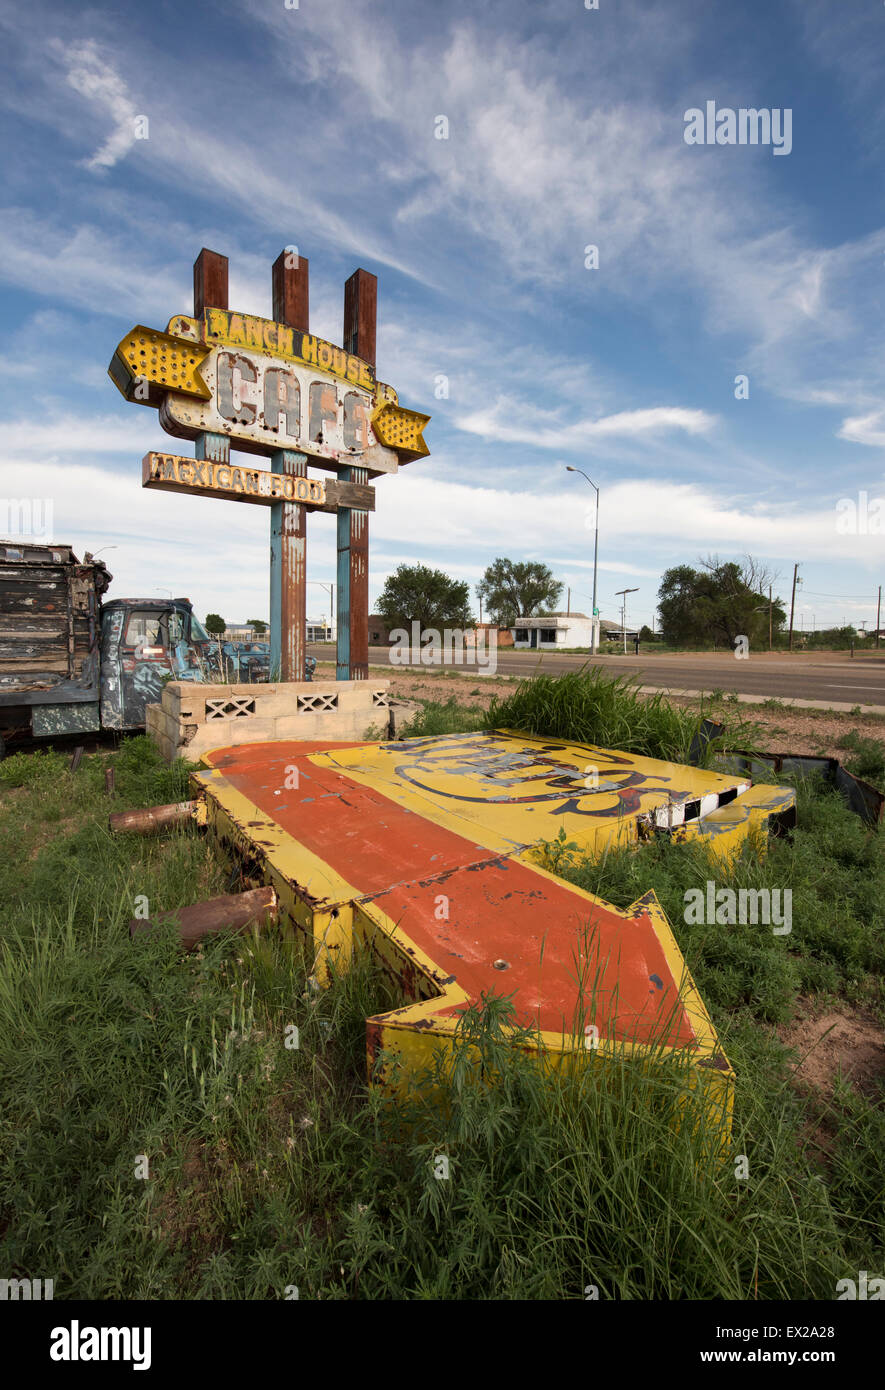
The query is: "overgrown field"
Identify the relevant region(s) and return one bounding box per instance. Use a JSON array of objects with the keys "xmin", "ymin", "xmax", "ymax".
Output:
[{"xmin": 1, "ymin": 676, "xmax": 883, "ymax": 1299}]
